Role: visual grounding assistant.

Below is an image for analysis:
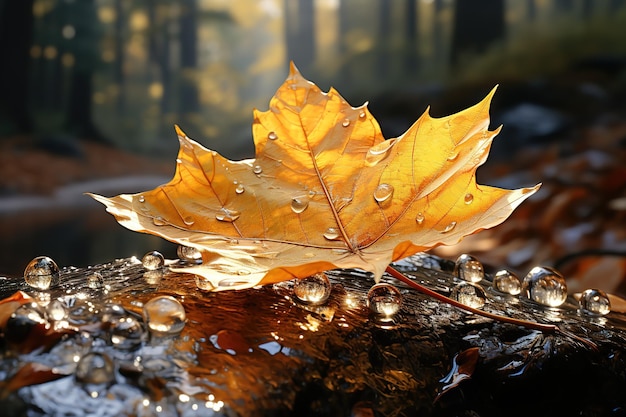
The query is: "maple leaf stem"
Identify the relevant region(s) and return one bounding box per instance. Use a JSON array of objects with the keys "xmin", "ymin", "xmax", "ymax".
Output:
[{"xmin": 384, "ymin": 265, "xmax": 597, "ymax": 350}]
